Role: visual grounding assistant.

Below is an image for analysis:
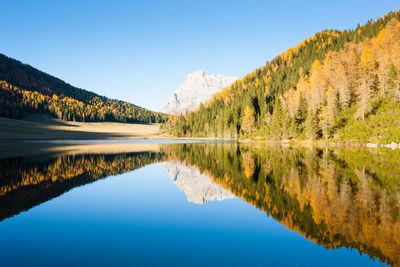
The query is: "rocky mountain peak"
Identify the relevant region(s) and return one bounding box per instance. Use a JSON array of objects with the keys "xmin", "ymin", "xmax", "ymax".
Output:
[{"xmin": 160, "ymin": 71, "xmax": 237, "ymax": 115}]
